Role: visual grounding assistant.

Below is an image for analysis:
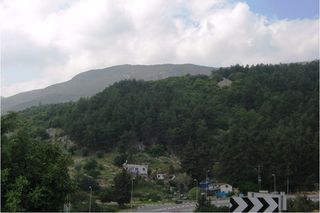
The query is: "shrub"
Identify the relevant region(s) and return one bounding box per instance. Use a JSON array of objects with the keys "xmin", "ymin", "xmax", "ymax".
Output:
[
  {"xmin": 238, "ymin": 181, "xmax": 258, "ymax": 194},
  {"xmin": 113, "ymin": 154, "xmax": 127, "ymax": 167},
  {"xmin": 70, "ymin": 190, "xmax": 88, "ymax": 202},
  {"xmin": 99, "ymin": 188, "xmax": 114, "ymax": 203},
  {"xmin": 96, "ymin": 151, "xmax": 104, "ymax": 158},
  {"xmin": 288, "ymin": 196, "xmax": 319, "ymax": 212},
  {"xmin": 81, "ymin": 147, "xmax": 89, "ymax": 157},
  {"xmin": 83, "ymin": 159, "xmax": 98, "ymax": 171},
  {"xmin": 74, "ymin": 163, "xmax": 82, "ymax": 171},
  {"xmin": 188, "ymin": 187, "xmax": 201, "ymax": 200},
  {"xmin": 77, "ymin": 175, "xmax": 100, "ymax": 191},
  {"xmin": 83, "ymin": 159, "xmax": 100, "ymax": 178},
  {"xmin": 148, "ymin": 144, "xmax": 166, "ymax": 157},
  {"xmin": 87, "ymin": 169, "xmax": 100, "ymax": 178},
  {"xmin": 156, "ymin": 179, "xmax": 164, "ymax": 186},
  {"xmin": 145, "ymin": 193, "xmax": 162, "ymax": 202},
  {"xmin": 68, "ymin": 145, "xmax": 77, "ymax": 155}
]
